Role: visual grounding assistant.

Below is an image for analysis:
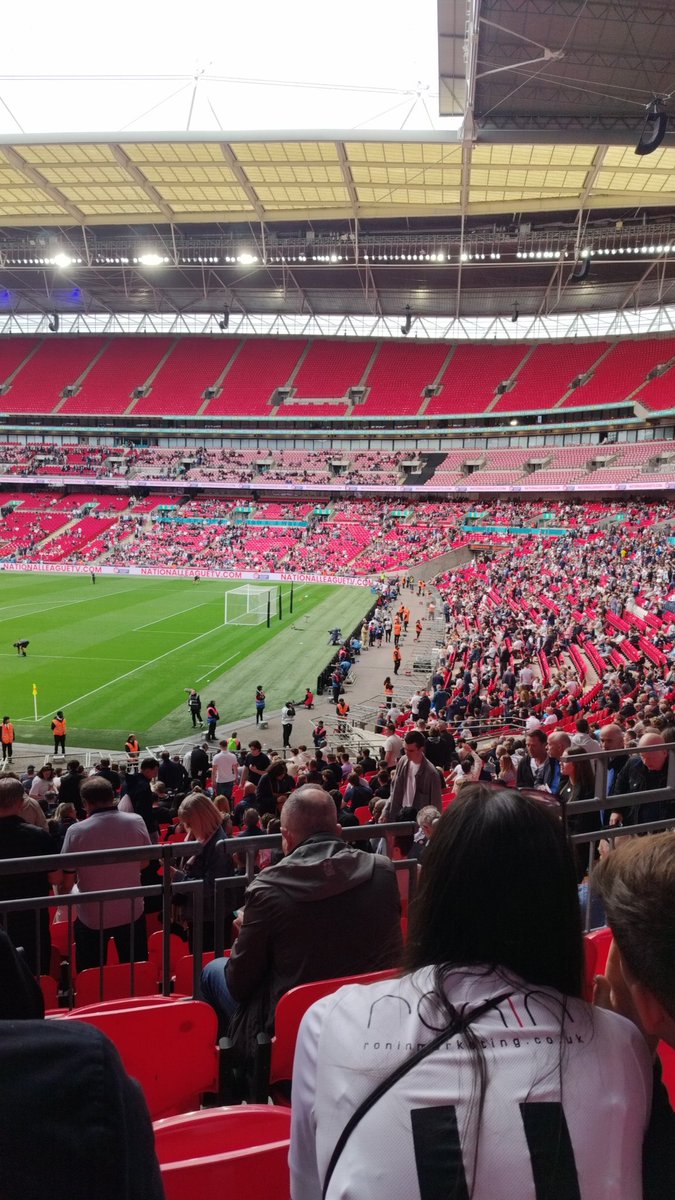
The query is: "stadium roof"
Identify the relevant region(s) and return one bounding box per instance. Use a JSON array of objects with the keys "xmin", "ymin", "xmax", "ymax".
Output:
[
  {"xmin": 1, "ymin": 131, "xmax": 675, "ymax": 226},
  {"xmin": 439, "ymin": 0, "xmax": 675, "ymax": 142}
]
